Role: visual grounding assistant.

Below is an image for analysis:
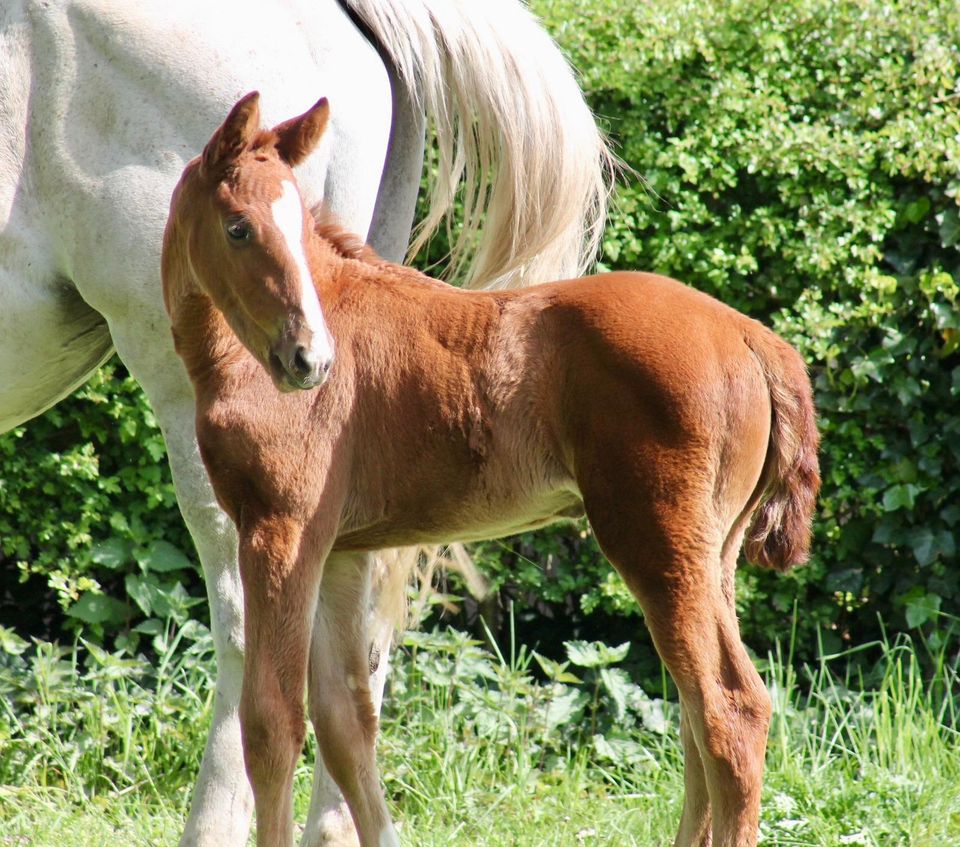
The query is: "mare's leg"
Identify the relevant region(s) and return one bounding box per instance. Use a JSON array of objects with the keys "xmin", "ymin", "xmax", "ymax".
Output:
[
  {"xmin": 307, "ymin": 553, "xmax": 398, "ymax": 847},
  {"xmin": 107, "ymin": 325, "xmax": 254, "ymax": 845},
  {"xmin": 581, "ymin": 472, "xmax": 770, "ymax": 847}
]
